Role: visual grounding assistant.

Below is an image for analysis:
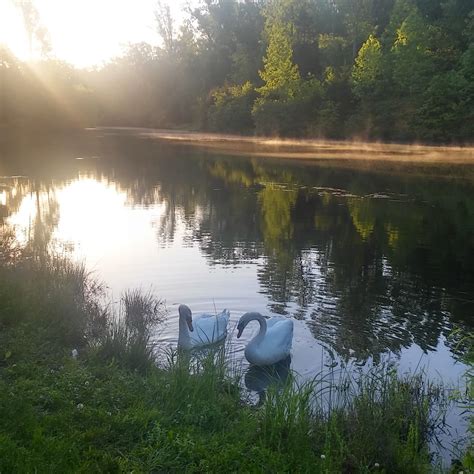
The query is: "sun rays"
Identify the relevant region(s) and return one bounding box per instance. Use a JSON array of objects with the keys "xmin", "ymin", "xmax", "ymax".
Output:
[{"xmin": 0, "ymin": 0, "xmax": 184, "ymax": 67}]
